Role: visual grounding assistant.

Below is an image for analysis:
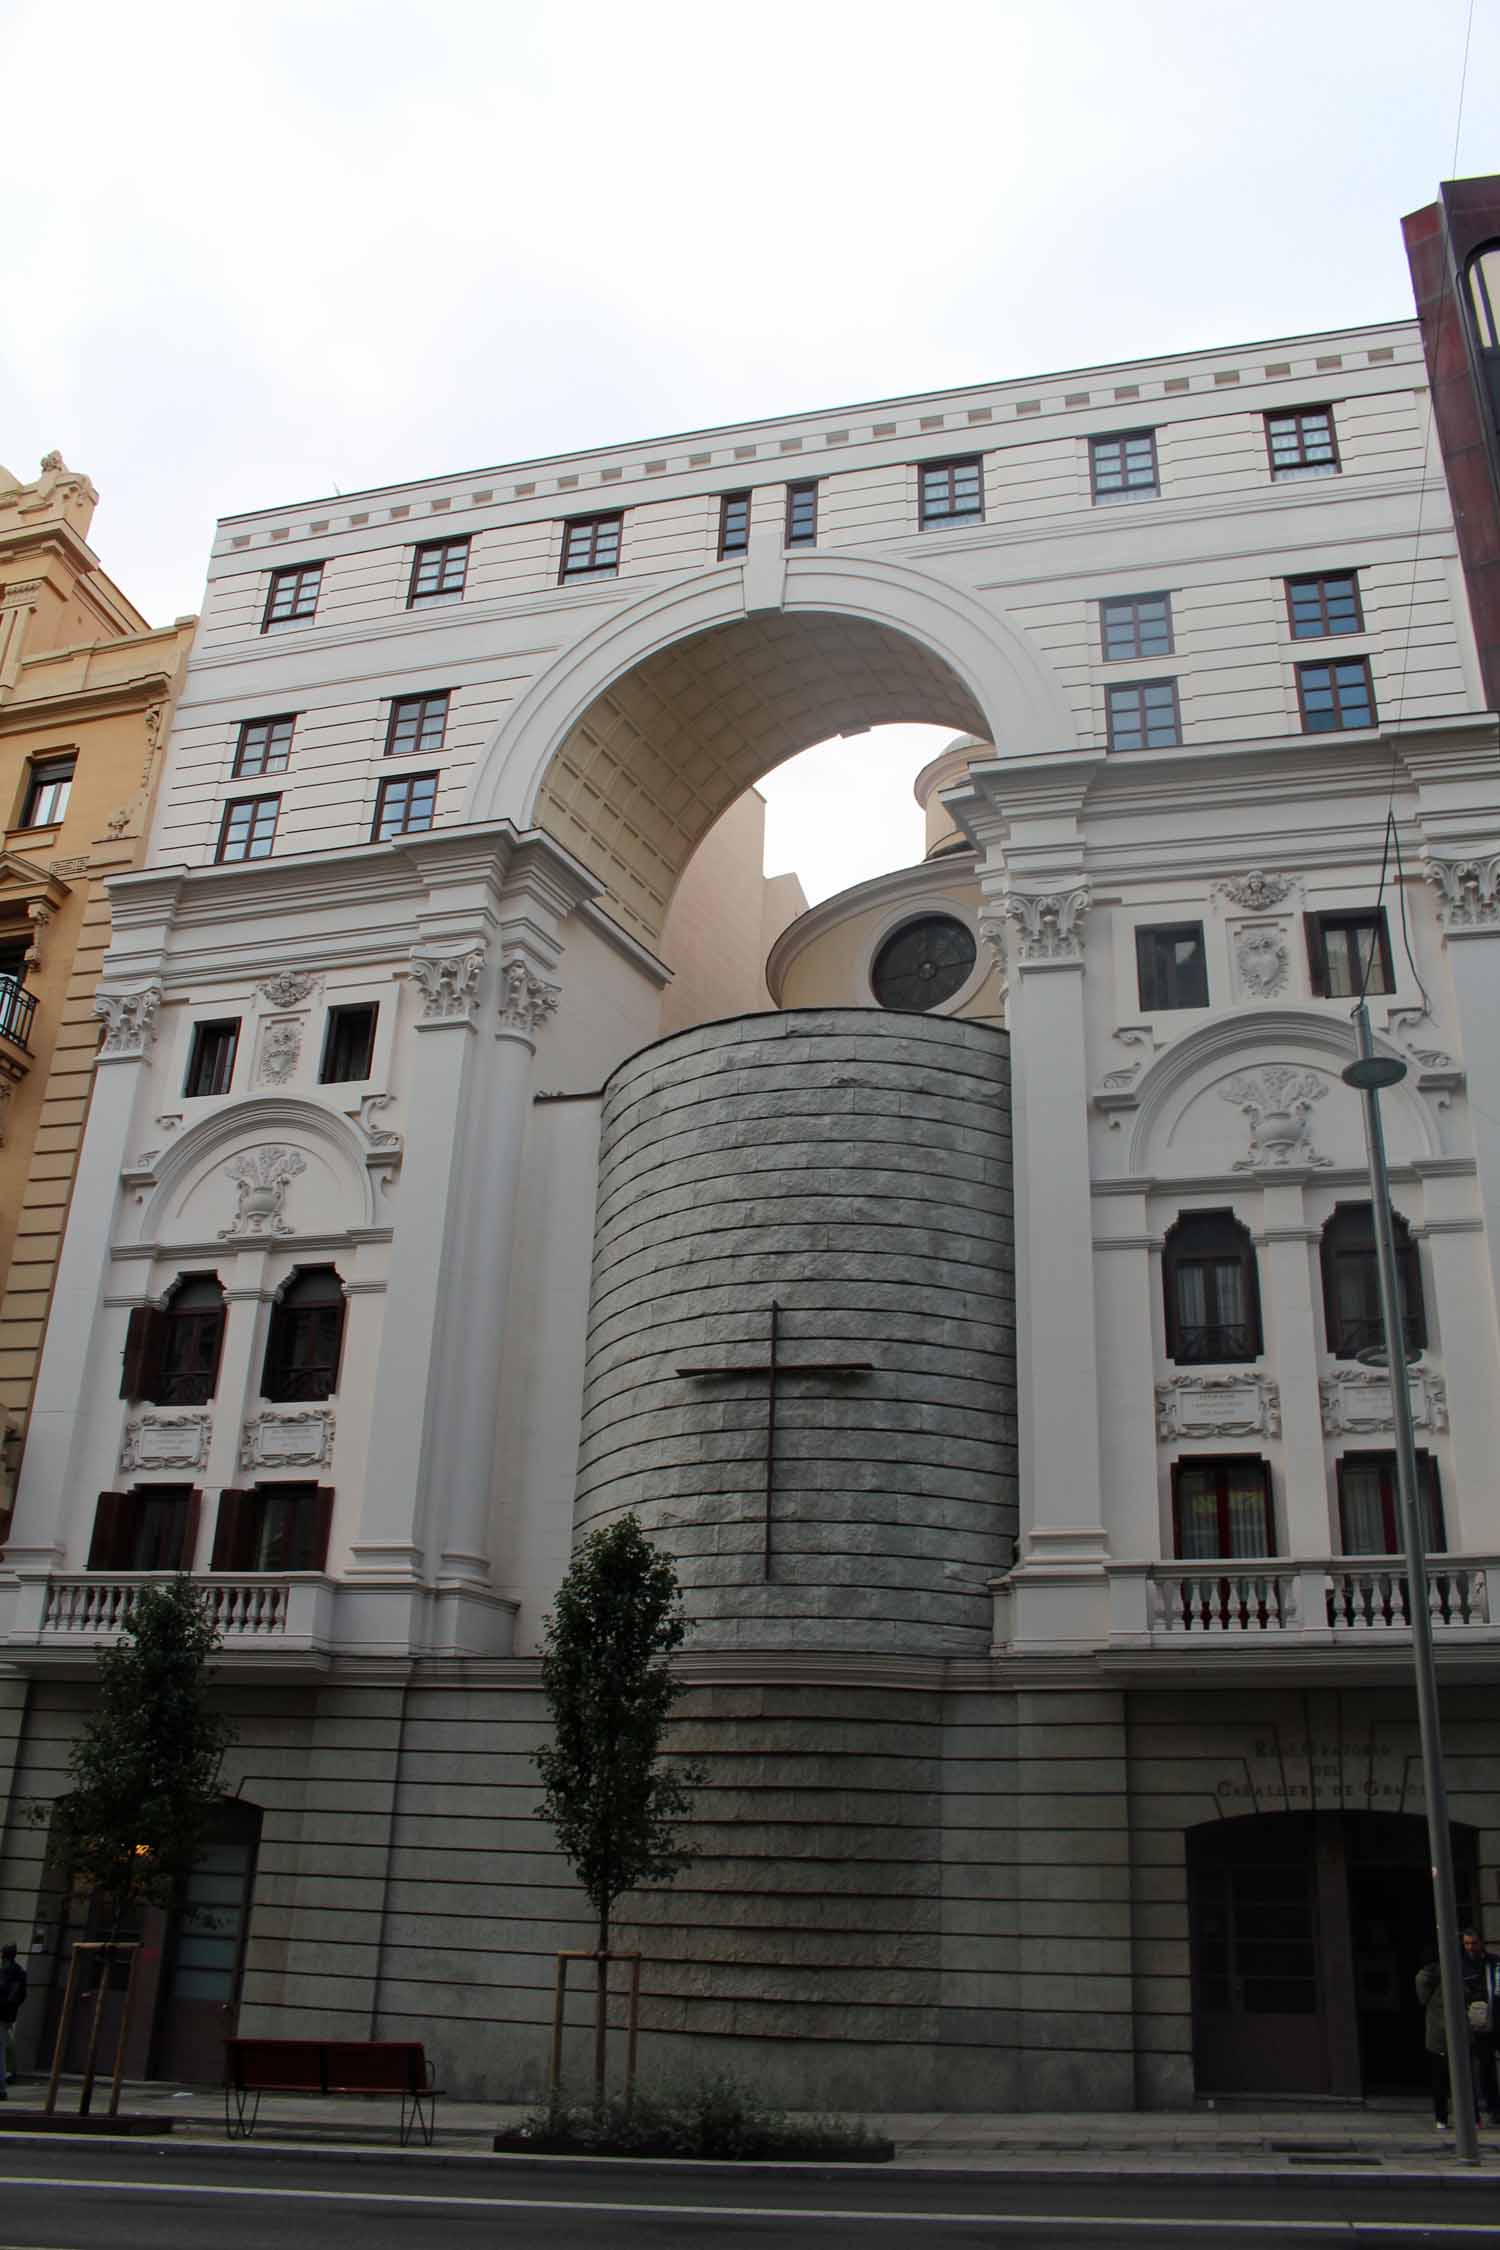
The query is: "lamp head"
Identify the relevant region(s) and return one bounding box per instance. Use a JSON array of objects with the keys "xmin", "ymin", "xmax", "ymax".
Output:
[{"xmin": 1342, "ymin": 1054, "xmax": 1407, "ymax": 1091}]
